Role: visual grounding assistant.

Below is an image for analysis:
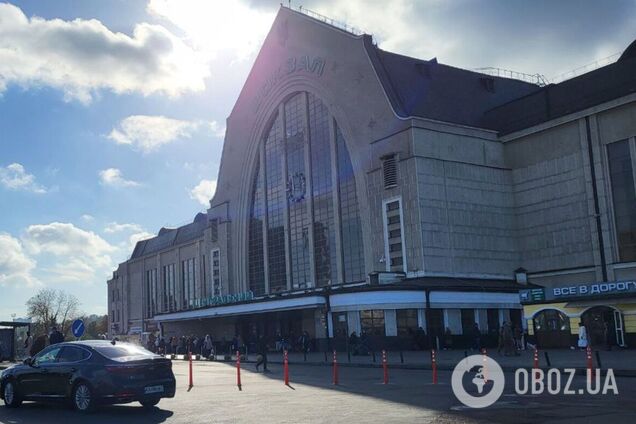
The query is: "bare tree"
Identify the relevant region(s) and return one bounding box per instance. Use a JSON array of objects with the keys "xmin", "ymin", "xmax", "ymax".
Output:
[{"xmin": 26, "ymin": 289, "xmax": 81, "ymax": 336}]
